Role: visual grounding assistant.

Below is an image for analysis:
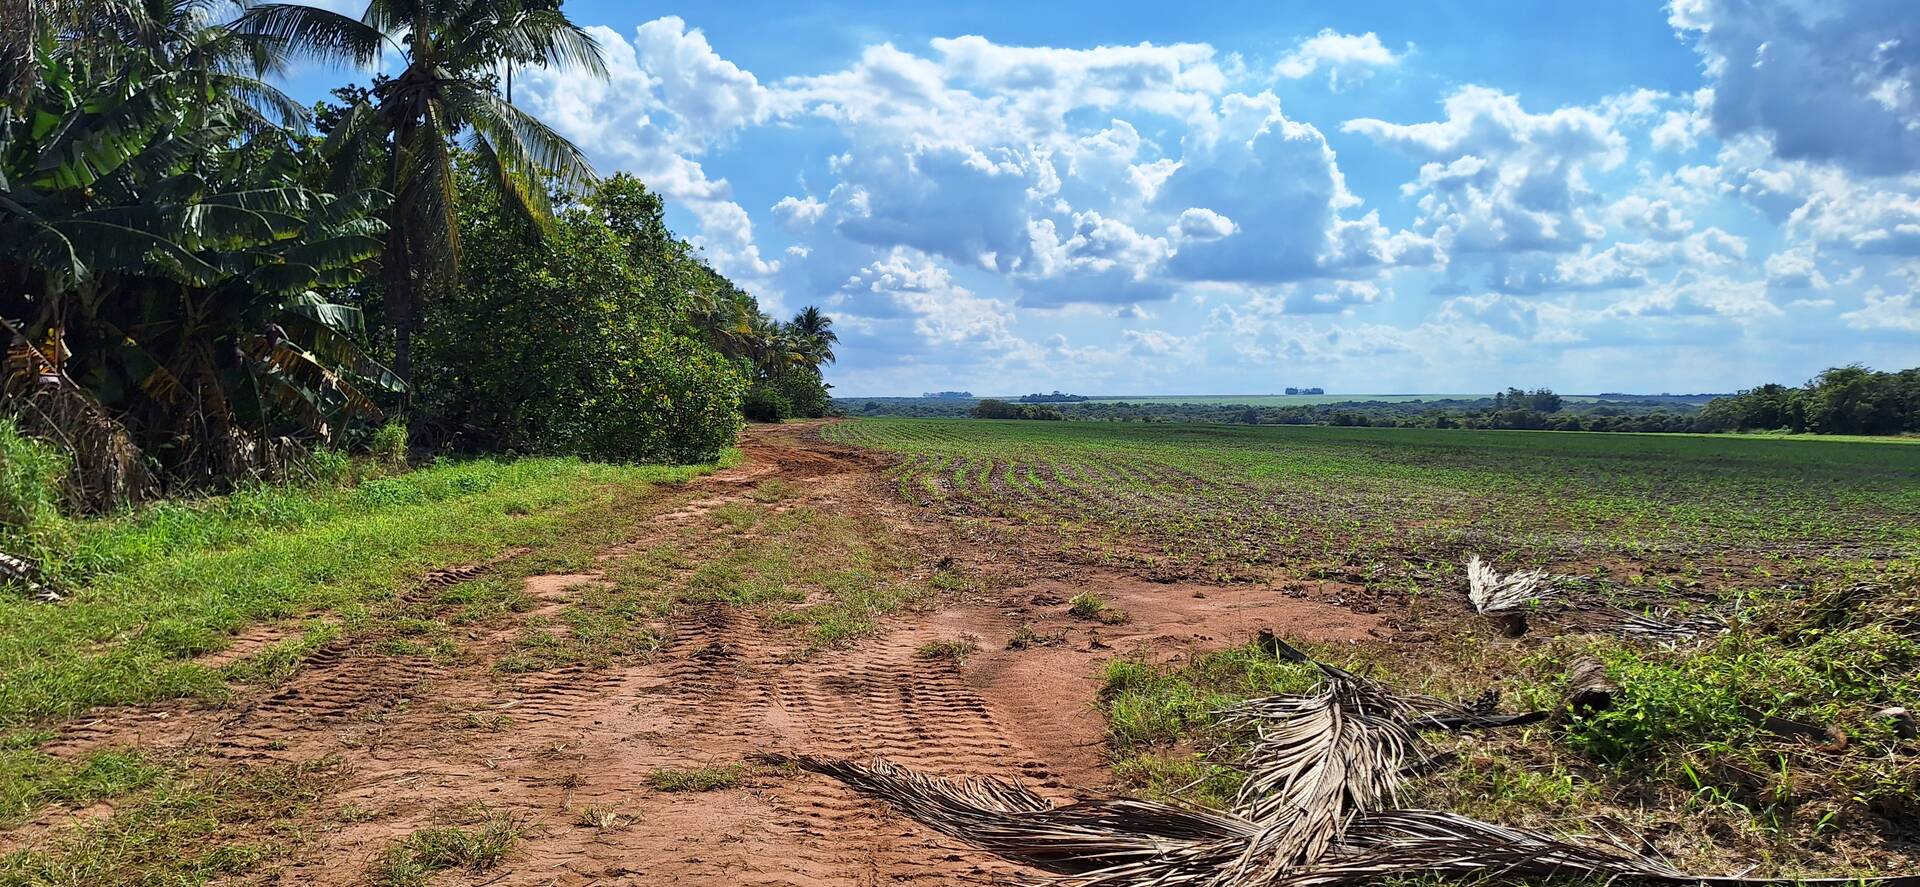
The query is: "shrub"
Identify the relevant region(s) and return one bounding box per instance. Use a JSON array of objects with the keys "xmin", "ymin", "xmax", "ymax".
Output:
[
  {"xmin": 418, "ymin": 172, "xmax": 747, "ymax": 464},
  {"xmin": 742, "ymin": 384, "xmax": 793, "ymax": 423},
  {"xmin": 546, "ymin": 331, "xmax": 746, "ymax": 463},
  {"xmin": 370, "ymin": 421, "xmax": 409, "ymax": 469},
  {"xmin": 771, "ymin": 366, "xmax": 832, "ymax": 418},
  {"xmin": 305, "ymin": 448, "xmax": 354, "ymax": 486}
]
